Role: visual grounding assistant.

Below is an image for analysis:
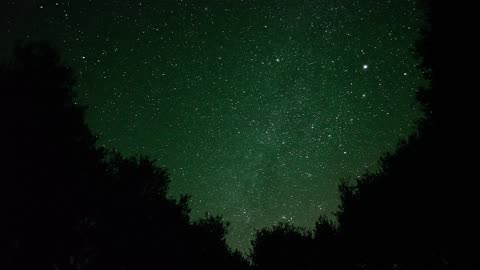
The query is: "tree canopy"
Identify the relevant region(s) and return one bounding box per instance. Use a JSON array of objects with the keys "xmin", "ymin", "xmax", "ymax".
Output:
[
  {"xmin": 2, "ymin": 1, "xmax": 478, "ymax": 269},
  {"xmin": 1, "ymin": 41, "xmax": 250, "ymax": 270}
]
